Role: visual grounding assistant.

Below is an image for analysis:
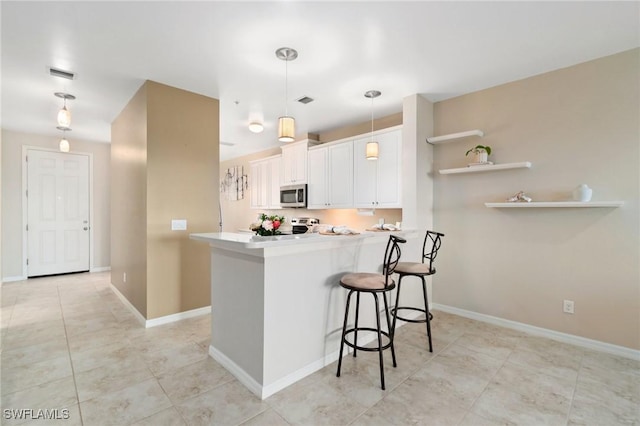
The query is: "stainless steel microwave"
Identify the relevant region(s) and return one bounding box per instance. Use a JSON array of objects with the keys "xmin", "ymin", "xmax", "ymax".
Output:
[{"xmin": 280, "ymin": 184, "xmax": 307, "ymax": 208}]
